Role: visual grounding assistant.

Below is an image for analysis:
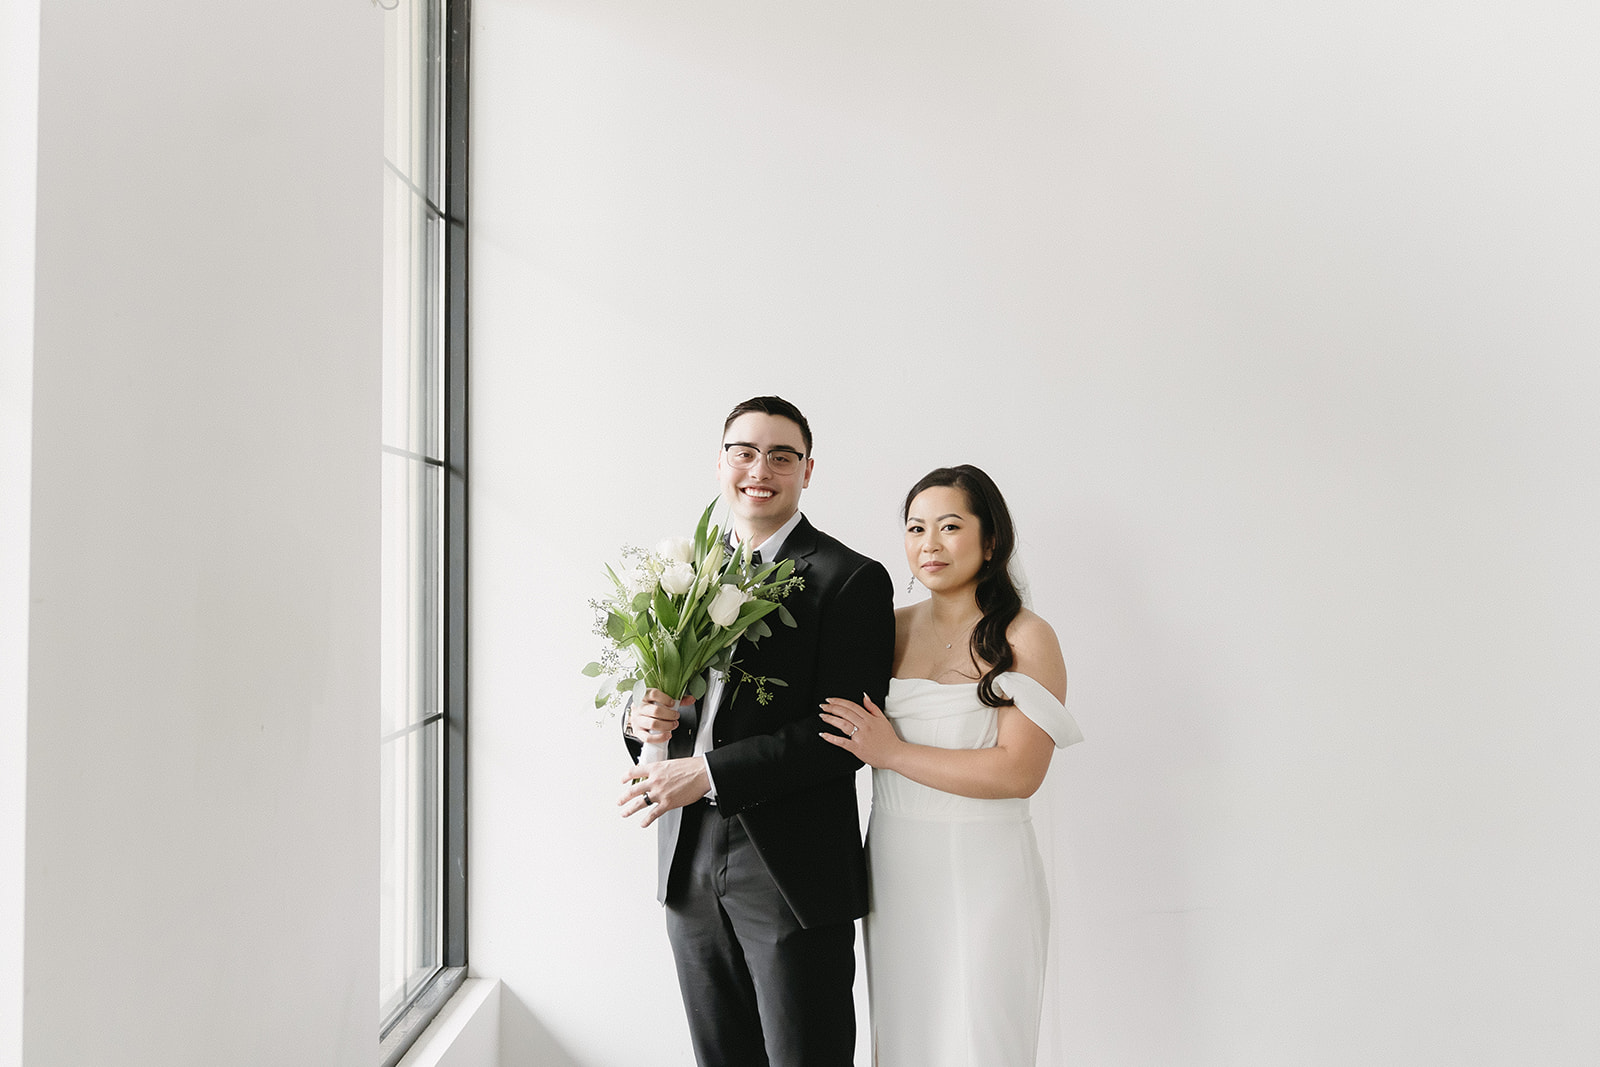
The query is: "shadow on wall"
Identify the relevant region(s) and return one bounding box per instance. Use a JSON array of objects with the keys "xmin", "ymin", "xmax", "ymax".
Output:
[{"xmin": 499, "ymin": 986, "xmax": 585, "ymax": 1067}]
